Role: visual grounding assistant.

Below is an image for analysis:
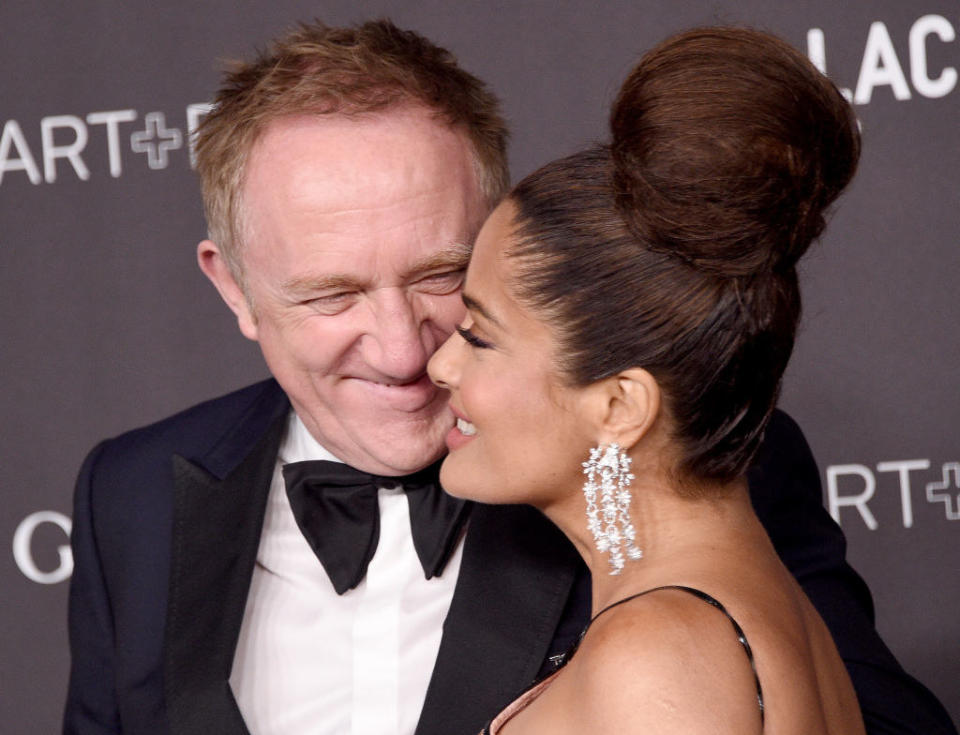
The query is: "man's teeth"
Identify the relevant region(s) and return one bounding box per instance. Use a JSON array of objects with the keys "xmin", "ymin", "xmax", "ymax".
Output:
[{"xmin": 456, "ymin": 418, "xmax": 477, "ymax": 436}]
